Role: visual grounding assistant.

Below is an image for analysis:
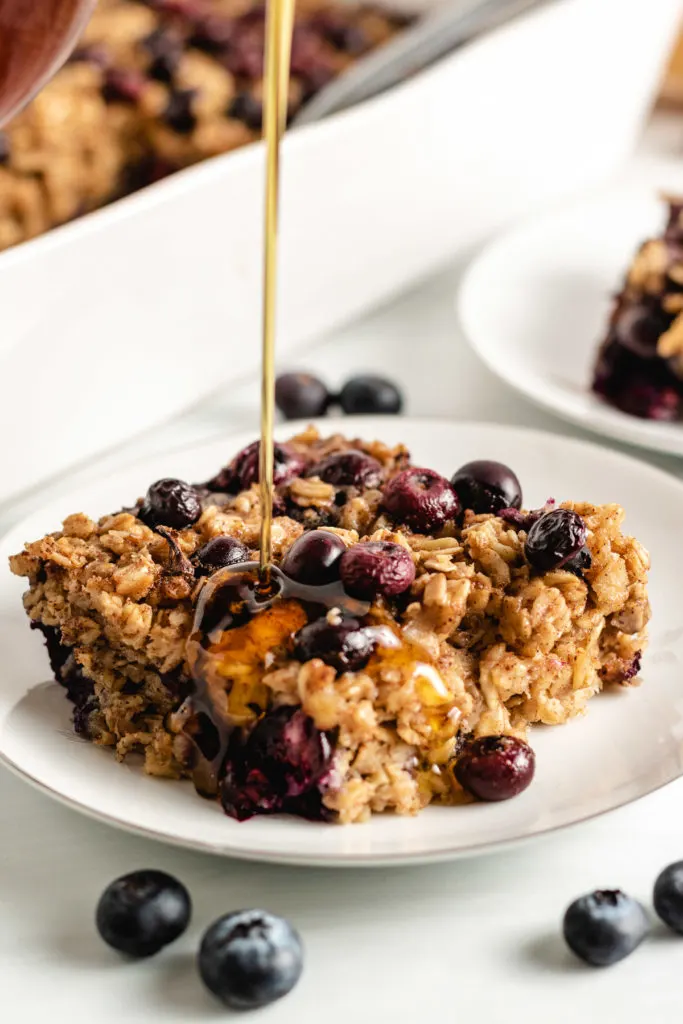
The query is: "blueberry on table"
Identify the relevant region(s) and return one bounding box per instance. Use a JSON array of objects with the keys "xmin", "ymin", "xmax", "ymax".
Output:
[
  {"xmin": 653, "ymin": 861, "xmax": 683, "ymax": 934},
  {"xmin": 563, "ymin": 890, "xmax": 649, "ymax": 966},
  {"xmin": 198, "ymin": 909, "xmax": 303, "ymax": 1010},
  {"xmin": 451, "ymin": 460, "xmax": 522, "ymax": 515},
  {"xmin": 338, "ymin": 375, "xmax": 403, "ymax": 415},
  {"xmin": 382, "ymin": 467, "xmax": 459, "ymax": 533},
  {"xmin": 280, "ymin": 529, "xmax": 346, "ymax": 586},
  {"xmin": 96, "ymin": 870, "xmax": 191, "ymax": 958},
  {"xmin": 454, "ymin": 735, "xmax": 535, "ymax": 801},
  {"xmin": 139, "ymin": 479, "xmax": 202, "ymax": 530},
  {"xmin": 340, "ymin": 541, "xmax": 415, "ymax": 600},
  {"xmin": 524, "ymin": 508, "xmax": 588, "ymax": 573},
  {"xmin": 275, "ymin": 372, "xmax": 330, "ymax": 419}
]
